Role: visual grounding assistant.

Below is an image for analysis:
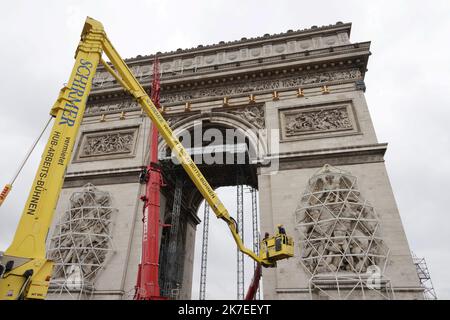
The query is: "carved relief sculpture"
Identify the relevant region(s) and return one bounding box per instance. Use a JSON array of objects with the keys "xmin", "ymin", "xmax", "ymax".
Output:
[
  {"xmin": 280, "ymin": 102, "xmax": 358, "ymax": 140},
  {"xmin": 77, "ymin": 127, "xmax": 138, "ymax": 161},
  {"xmin": 85, "ymin": 100, "xmax": 139, "ymax": 115},
  {"xmin": 285, "ymin": 106, "xmax": 352, "ymax": 136},
  {"xmin": 164, "ymin": 115, "xmax": 185, "ymax": 128},
  {"xmin": 229, "ymin": 105, "xmax": 265, "ymax": 129},
  {"xmin": 87, "ymin": 69, "xmax": 362, "ymax": 111},
  {"xmin": 161, "ymin": 69, "xmax": 362, "ymax": 104}
]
